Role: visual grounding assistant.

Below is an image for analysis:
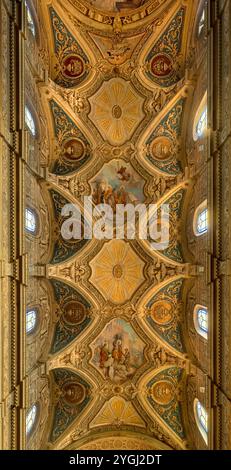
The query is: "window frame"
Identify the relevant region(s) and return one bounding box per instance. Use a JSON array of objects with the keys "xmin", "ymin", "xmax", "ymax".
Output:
[
  {"xmin": 193, "ymin": 304, "xmax": 208, "ymax": 339},
  {"xmin": 25, "ymin": 207, "xmax": 38, "ymax": 235},
  {"xmin": 26, "ymin": 308, "xmax": 38, "ymax": 335},
  {"xmin": 26, "ymin": 404, "xmax": 39, "ymax": 438},
  {"xmin": 194, "ymin": 398, "xmax": 208, "ymax": 444},
  {"xmin": 193, "ymin": 92, "xmax": 208, "ymax": 142},
  {"xmin": 193, "ymin": 200, "xmax": 208, "ymax": 237},
  {"xmin": 25, "ymin": 1, "xmax": 36, "ymax": 37},
  {"xmin": 198, "ymin": 8, "xmax": 205, "ymax": 37},
  {"xmin": 25, "ymin": 105, "xmax": 36, "ymax": 137}
]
